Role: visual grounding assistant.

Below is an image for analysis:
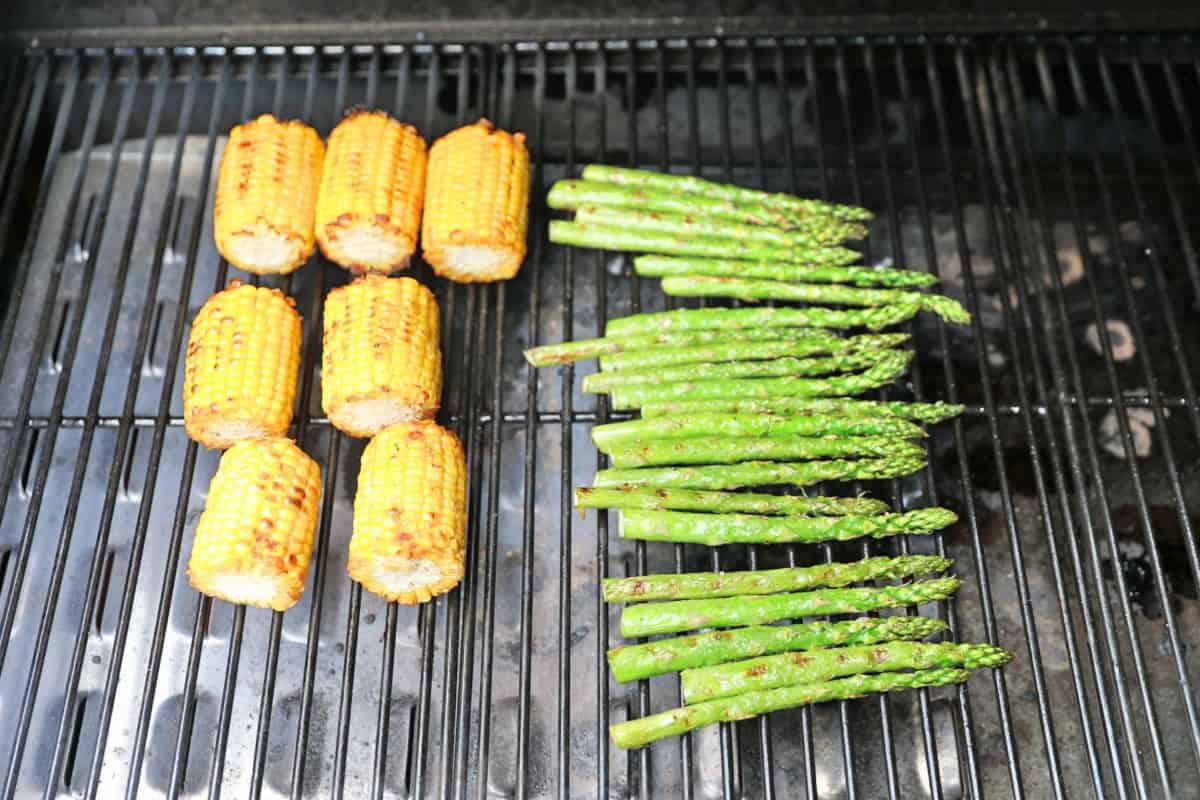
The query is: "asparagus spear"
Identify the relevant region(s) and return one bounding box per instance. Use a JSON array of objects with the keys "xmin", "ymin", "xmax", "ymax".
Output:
[
  {"xmin": 590, "ymin": 413, "xmax": 925, "ymax": 450},
  {"xmin": 580, "ymin": 164, "xmax": 874, "ymax": 222},
  {"xmin": 609, "ymin": 350, "xmax": 911, "ymax": 409},
  {"xmin": 609, "ymin": 668, "xmax": 969, "ymax": 750},
  {"xmin": 638, "ymin": 397, "xmax": 964, "ymax": 423},
  {"xmin": 606, "ymin": 436, "xmax": 926, "ymax": 469},
  {"xmin": 550, "ymin": 221, "xmax": 862, "ymax": 266},
  {"xmin": 604, "ymin": 304, "xmax": 919, "ymax": 336},
  {"xmin": 682, "ymin": 641, "xmax": 1012, "ymax": 704},
  {"xmin": 523, "ymin": 327, "xmax": 832, "ymax": 367},
  {"xmin": 606, "ymin": 616, "xmax": 949, "ymax": 682},
  {"xmin": 584, "ymin": 350, "xmax": 895, "ymax": 394},
  {"xmin": 618, "ymin": 507, "xmax": 956, "ymax": 546},
  {"xmin": 575, "ymin": 204, "xmax": 867, "ymax": 248},
  {"xmin": 635, "ymin": 254, "xmax": 938, "ymax": 288},
  {"xmin": 574, "ymin": 486, "xmax": 890, "ymax": 516},
  {"xmin": 602, "ymin": 554, "xmax": 952, "ymax": 603},
  {"xmin": 593, "ymin": 455, "xmax": 928, "ymax": 490},
  {"xmin": 660, "ymin": 275, "xmax": 972, "ymax": 325},
  {"xmin": 550, "ymin": 178, "xmax": 863, "ymax": 230},
  {"xmin": 598, "ymin": 332, "xmax": 907, "ymax": 372},
  {"xmin": 620, "ymin": 577, "xmax": 962, "ymax": 636}
]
